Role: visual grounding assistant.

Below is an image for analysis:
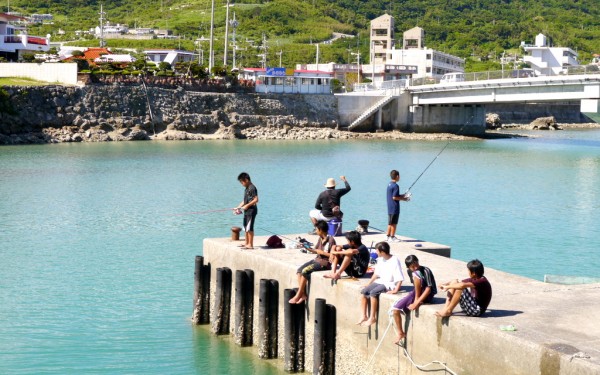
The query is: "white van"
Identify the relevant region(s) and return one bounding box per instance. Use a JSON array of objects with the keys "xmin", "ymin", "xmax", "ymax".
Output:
[{"xmin": 440, "ymin": 72, "xmax": 465, "ymax": 84}]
